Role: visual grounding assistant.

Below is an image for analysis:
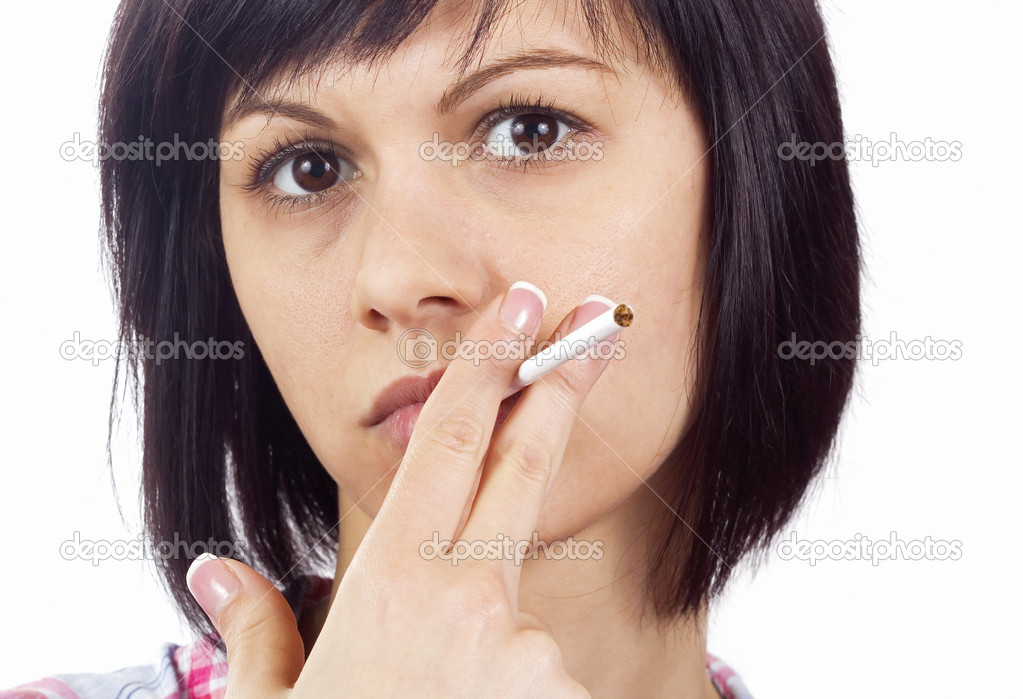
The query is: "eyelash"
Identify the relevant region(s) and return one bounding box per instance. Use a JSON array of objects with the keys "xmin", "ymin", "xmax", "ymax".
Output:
[
  {"xmin": 476, "ymin": 92, "xmax": 590, "ymax": 171},
  {"xmin": 244, "ymin": 91, "xmax": 592, "ymax": 213},
  {"xmin": 242, "ymin": 136, "xmax": 344, "ymax": 213}
]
